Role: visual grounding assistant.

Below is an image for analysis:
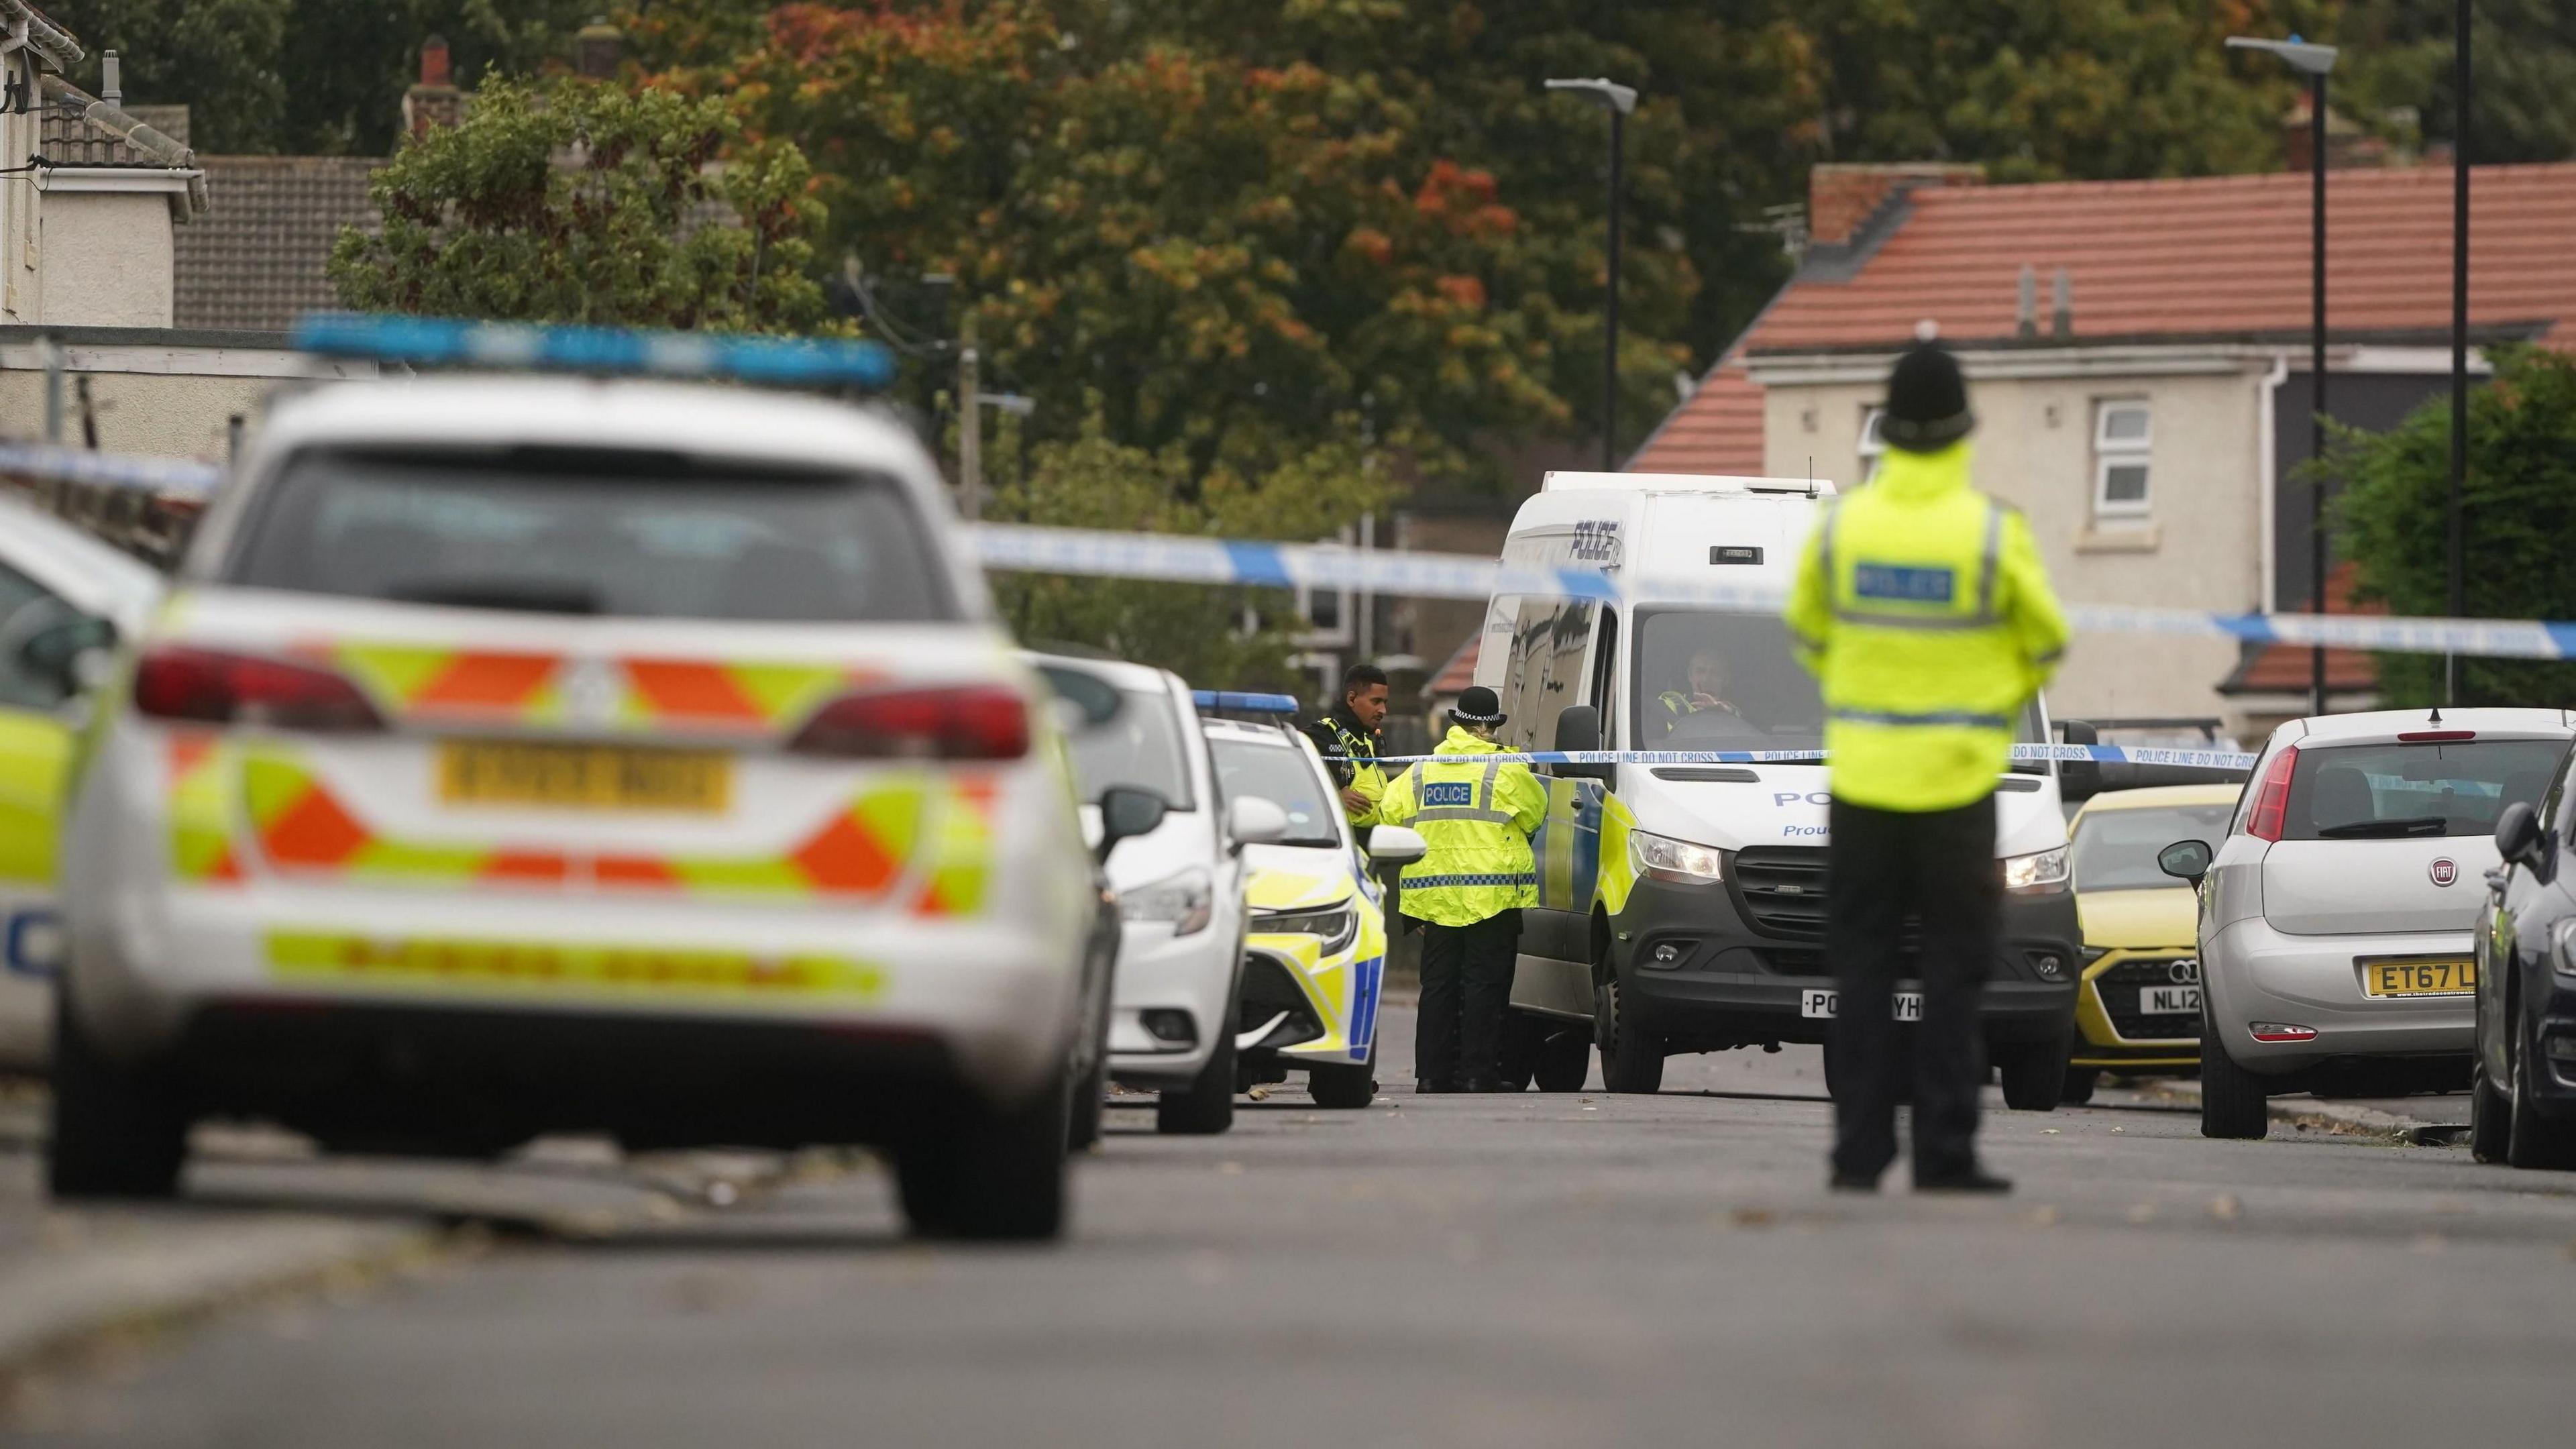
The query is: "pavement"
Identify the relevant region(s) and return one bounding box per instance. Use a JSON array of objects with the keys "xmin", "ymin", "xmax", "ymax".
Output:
[{"xmin": 6, "ymin": 1010, "xmax": 2575, "ymax": 1448}]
